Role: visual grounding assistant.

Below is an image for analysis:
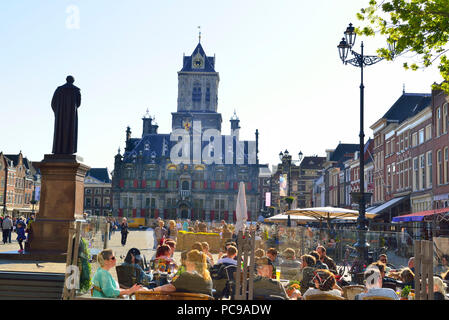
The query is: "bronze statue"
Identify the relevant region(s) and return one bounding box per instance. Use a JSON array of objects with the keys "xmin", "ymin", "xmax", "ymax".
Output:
[{"xmin": 51, "ymin": 76, "xmax": 81, "ymax": 154}]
